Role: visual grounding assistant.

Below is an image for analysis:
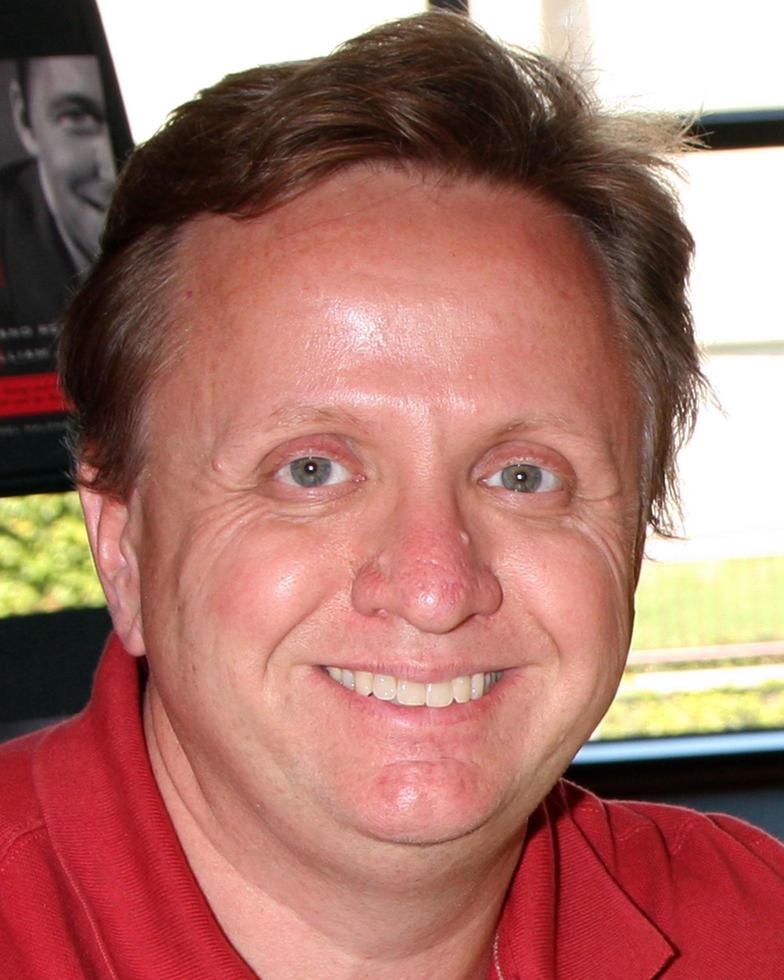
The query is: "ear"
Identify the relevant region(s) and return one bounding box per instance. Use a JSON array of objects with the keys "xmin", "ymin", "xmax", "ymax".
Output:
[
  {"xmin": 78, "ymin": 471, "xmax": 146, "ymax": 657},
  {"xmin": 9, "ymin": 79, "xmax": 38, "ymax": 158}
]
